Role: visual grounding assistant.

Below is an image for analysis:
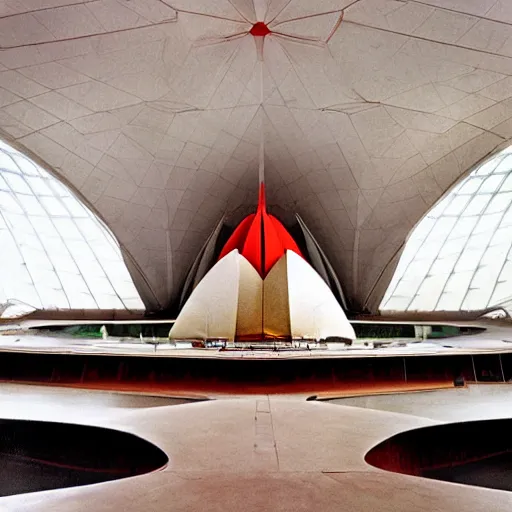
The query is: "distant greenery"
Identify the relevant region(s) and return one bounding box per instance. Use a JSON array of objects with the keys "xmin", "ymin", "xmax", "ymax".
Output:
[
  {"xmin": 34, "ymin": 322, "xmax": 474, "ymax": 341},
  {"xmin": 60, "ymin": 325, "xmax": 103, "ymax": 338},
  {"xmin": 429, "ymin": 325, "xmax": 460, "ymax": 338},
  {"xmin": 353, "ymin": 324, "xmax": 471, "ymax": 339},
  {"xmin": 353, "ymin": 323, "xmax": 416, "ymax": 339},
  {"xmin": 36, "ymin": 323, "xmax": 174, "ymax": 339}
]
